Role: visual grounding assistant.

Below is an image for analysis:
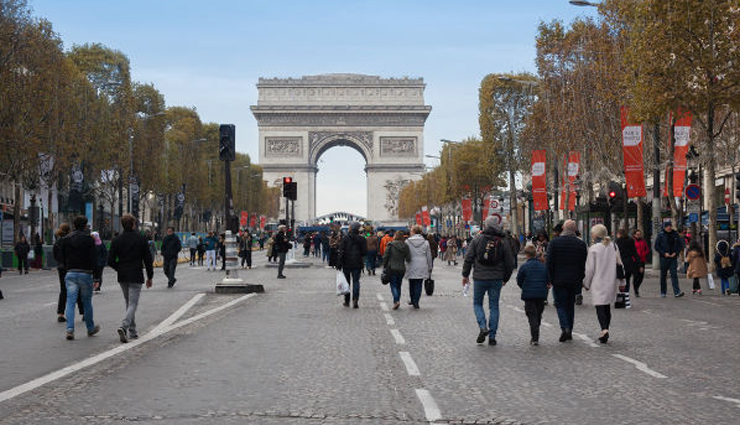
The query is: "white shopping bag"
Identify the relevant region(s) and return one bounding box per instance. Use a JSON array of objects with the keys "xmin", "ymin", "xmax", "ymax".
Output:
[
  {"xmin": 707, "ymin": 274, "xmax": 716, "ymax": 290},
  {"xmin": 336, "ymin": 271, "xmax": 350, "ymax": 296}
]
